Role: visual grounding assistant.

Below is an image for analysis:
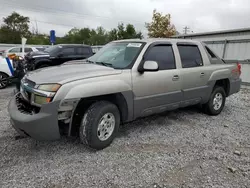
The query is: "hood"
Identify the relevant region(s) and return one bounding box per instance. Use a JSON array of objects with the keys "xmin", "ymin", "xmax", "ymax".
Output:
[
  {"xmin": 26, "ymin": 51, "xmax": 50, "ymax": 59},
  {"xmin": 26, "ymin": 62, "xmax": 122, "ymax": 85}
]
